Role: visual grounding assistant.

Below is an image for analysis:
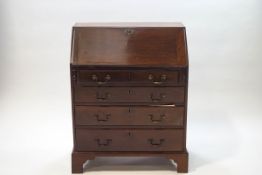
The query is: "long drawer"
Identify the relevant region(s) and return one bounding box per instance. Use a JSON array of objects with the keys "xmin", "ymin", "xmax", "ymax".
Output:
[
  {"xmin": 74, "ymin": 87, "xmax": 185, "ymax": 103},
  {"xmin": 75, "ymin": 129, "xmax": 184, "ymax": 151},
  {"xmin": 76, "ymin": 70, "xmax": 186, "ymax": 86},
  {"xmin": 74, "ymin": 105, "xmax": 184, "ymax": 127}
]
